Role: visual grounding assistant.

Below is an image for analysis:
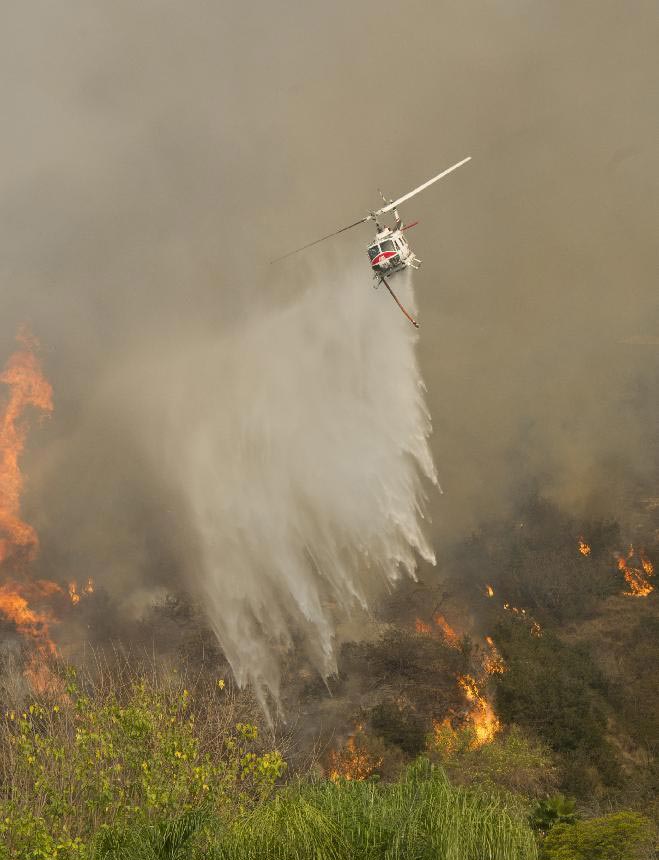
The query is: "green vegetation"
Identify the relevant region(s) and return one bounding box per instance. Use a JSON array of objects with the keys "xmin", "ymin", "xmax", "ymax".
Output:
[
  {"xmin": 492, "ymin": 619, "xmax": 621, "ymax": 795},
  {"xmin": 0, "ymin": 663, "xmax": 540, "ymax": 860},
  {"xmin": 215, "ymin": 760, "xmax": 538, "ymax": 860},
  {"xmin": 541, "ymin": 811, "xmax": 655, "ymax": 860},
  {"xmin": 93, "ymin": 760, "xmax": 538, "ymax": 860},
  {"xmin": 0, "ymin": 667, "xmax": 284, "ymax": 859},
  {"xmin": 431, "ymin": 723, "xmax": 557, "ymax": 799},
  {"xmin": 531, "ymin": 794, "xmax": 577, "ymax": 835},
  {"xmin": 1, "ymin": 496, "xmax": 656, "ymax": 858}
]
